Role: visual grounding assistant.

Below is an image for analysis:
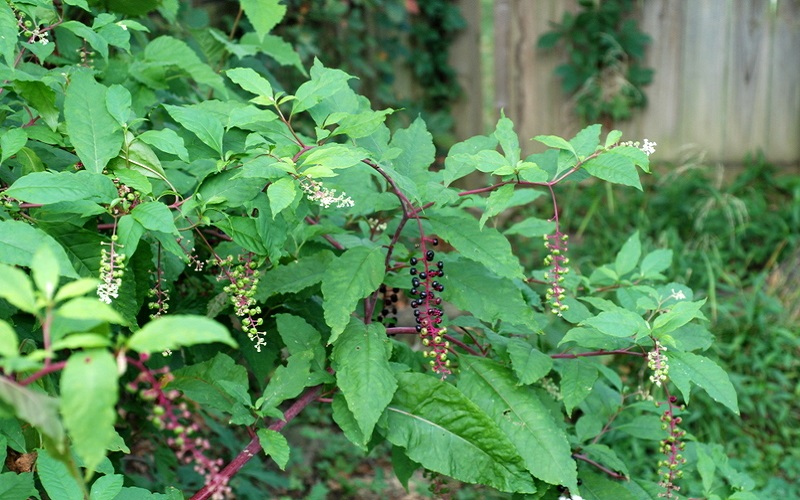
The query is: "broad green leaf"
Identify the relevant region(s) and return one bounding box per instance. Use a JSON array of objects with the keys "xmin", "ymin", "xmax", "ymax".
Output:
[
  {"xmin": 36, "ymin": 448, "xmax": 82, "ymax": 500},
  {"xmin": 332, "ymin": 320, "xmax": 396, "ymax": 442},
  {"xmin": 504, "ymin": 217, "xmax": 555, "ymax": 238},
  {"xmin": 533, "ymin": 134, "xmax": 576, "ymax": 157},
  {"xmin": 384, "ymin": 372, "xmax": 537, "ymax": 493},
  {"xmin": 5, "ymin": 170, "xmax": 117, "ymax": 204},
  {"xmin": 0, "ymin": 470, "xmax": 38, "ymax": 499},
  {"xmin": 605, "ymin": 130, "xmax": 623, "ymax": 149},
  {"xmin": 31, "ymin": 246, "xmax": 61, "ymax": 301},
  {"xmin": 0, "ymin": 221, "xmax": 79, "ymax": 278},
  {"xmin": 667, "ymin": 351, "xmax": 739, "ymax": 415},
  {"xmin": 293, "ymin": 60, "xmax": 355, "ymax": 114},
  {"xmin": 257, "ymin": 429, "xmax": 290, "ymax": 470},
  {"xmin": 0, "ymin": 379, "xmax": 64, "ymax": 445},
  {"xmin": 0, "ymin": 320, "xmax": 18, "ymax": 358},
  {"xmin": 428, "ymin": 212, "xmax": 524, "ymax": 280},
  {"xmin": 569, "ymin": 124, "xmax": 602, "ymax": 157},
  {"xmin": 275, "ymin": 314, "xmax": 327, "ymax": 382},
  {"xmin": 142, "ymin": 36, "xmax": 227, "ymax": 96},
  {"xmin": 163, "ymin": 104, "xmax": 224, "ymax": 156},
  {"xmin": 389, "ymin": 117, "xmax": 435, "ymax": 185},
  {"xmin": 560, "ymin": 358, "xmax": 598, "ymax": 416},
  {"xmin": 559, "ymin": 327, "xmax": 632, "ymax": 351},
  {"xmin": 582, "ymin": 443, "xmax": 629, "ymax": 478},
  {"xmin": 579, "ymin": 308, "xmax": 649, "ymax": 339},
  {"xmin": 61, "ymin": 349, "xmax": 118, "ymax": 471},
  {"xmin": 301, "ymin": 143, "xmax": 369, "ymax": 173},
  {"xmin": 241, "ymin": 0, "xmax": 286, "ymax": 41},
  {"xmin": 614, "ymin": 415, "xmax": 666, "ymax": 440},
  {"xmin": 506, "ymin": 338, "xmax": 553, "ymax": 384},
  {"xmin": 494, "ymin": 113, "xmax": 521, "ymax": 165},
  {"xmin": 267, "ymin": 177, "xmax": 297, "ymax": 218},
  {"xmin": 14, "ymin": 146, "xmax": 44, "ymax": 173},
  {"xmin": 579, "ymin": 470, "xmax": 637, "ymax": 500},
  {"xmin": 255, "ymin": 251, "xmax": 334, "ymax": 300},
  {"xmin": 614, "ymin": 231, "xmax": 641, "ymax": 277},
  {"xmin": 331, "ymin": 393, "xmax": 366, "ymax": 450},
  {"xmin": 444, "ymin": 256, "xmax": 538, "ymax": 331},
  {"xmin": 321, "ymin": 246, "xmax": 385, "ymax": 343},
  {"xmin": 138, "ymin": 129, "xmax": 189, "ymax": 162},
  {"xmin": 443, "ymin": 134, "xmax": 498, "ymax": 186},
  {"xmin": 112, "ymin": 169, "xmax": 153, "ymax": 196},
  {"xmin": 479, "ymin": 183, "xmax": 515, "ymax": 229},
  {"xmin": 1, "ymin": 128, "xmax": 27, "ymax": 164},
  {"xmin": 640, "ymin": 249, "xmax": 673, "ymax": 277},
  {"xmin": 105, "ymin": 84, "xmax": 132, "ymax": 126},
  {"xmin": 227, "ymin": 67, "xmax": 274, "ymax": 102},
  {"xmin": 171, "ymin": 353, "xmax": 251, "ymax": 419},
  {"xmin": 0, "ymin": 264, "xmax": 37, "ymax": 313},
  {"xmin": 652, "ymin": 299, "xmax": 707, "ymax": 337},
  {"xmin": 391, "ymin": 446, "xmax": 419, "ymax": 491},
  {"xmin": 57, "ymin": 297, "xmax": 125, "ymax": 324},
  {"xmin": 583, "ymin": 151, "xmax": 642, "ymax": 190},
  {"xmin": 459, "ymin": 357, "xmax": 578, "ymax": 491},
  {"xmin": 64, "ymin": 71, "xmax": 123, "ymax": 173},
  {"xmin": 197, "ymin": 170, "xmax": 265, "ymax": 207},
  {"xmin": 89, "ymin": 473, "xmax": 124, "ymax": 500},
  {"xmin": 109, "ymin": 132, "xmax": 168, "ymax": 182},
  {"xmin": 0, "ymin": 2, "xmax": 17, "ymax": 66},
  {"xmin": 258, "ymin": 350, "xmax": 313, "ymax": 414},
  {"xmin": 611, "ymin": 145, "xmax": 651, "ymax": 173},
  {"xmin": 60, "ymin": 20, "xmax": 109, "ymax": 60},
  {"xmin": 15, "ymin": 81, "xmax": 60, "ymax": 130},
  {"xmin": 127, "ymin": 315, "xmax": 237, "ymax": 353},
  {"xmin": 131, "ymin": 202, "xmax": 177, "ymax": 235}
]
